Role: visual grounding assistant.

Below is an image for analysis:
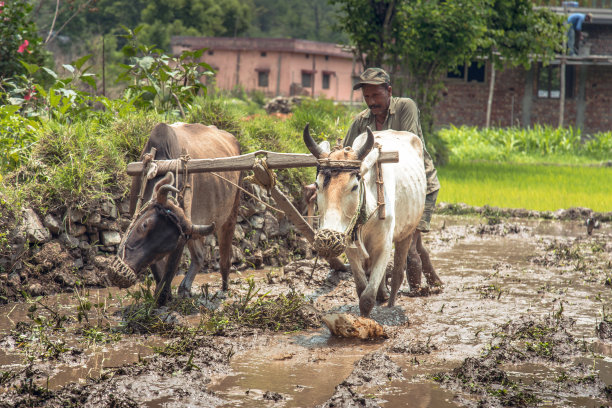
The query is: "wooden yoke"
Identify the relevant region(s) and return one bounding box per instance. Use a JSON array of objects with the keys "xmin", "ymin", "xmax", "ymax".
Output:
[
  {"xmin": 251, "ymin": 162, "xmax": 347, "ymax": 272},
  {"xmin": 134, "ymin": 147, "xmax": 157, "ymax": 215}
]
